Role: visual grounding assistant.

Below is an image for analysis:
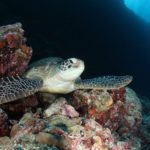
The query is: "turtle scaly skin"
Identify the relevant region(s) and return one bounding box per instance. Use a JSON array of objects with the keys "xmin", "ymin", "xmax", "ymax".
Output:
[
  {"xmin": 0, "ymin": 76, "xmax": 43, "ymax": 104},
  {"xmin": 75, "ymin": 75, "xmax": 133, "ymax": 90},
  {"xmin": 0, "ymin": 57, "xmax": 133, "ymax": 104}
]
